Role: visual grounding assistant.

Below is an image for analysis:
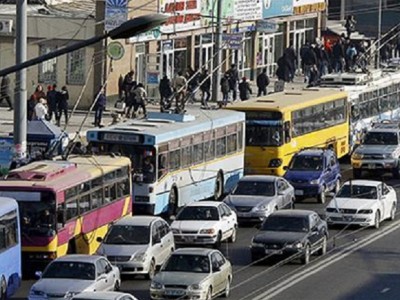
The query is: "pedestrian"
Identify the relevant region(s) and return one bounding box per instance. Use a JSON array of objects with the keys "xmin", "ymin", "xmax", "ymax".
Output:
[
  {"xmin": 173, "ymin": 71, "xmax": 187, "ymax": 112},
  {"xmin": 302, "ymin": 44, "xmax": 318, "ymax": 82},
  {"xmin": 186, "ymin": 67, "xmax": 199, "ymax": 104},
  {"xmin": 332, "ymin": 39, "xmax": 345, "ymax": 73},
  {"xmin": 124, "ymin": 80, "xmax": 137, "ymax": 118},
  {"xmin": 199, "ymin": 68, "xmax": 211, "ymax": 107},
  {"xmin": 283, "ymin": 44, "xmax": 297, "ymax": 81},
  {"xmin": 307, "ymin": 65, "xmax": 320, "ymax": 87},
  {"xmin": 276, "ymin": 54, "xmax": 291, "ymax": 82},
  {"xmin": 238, "ymin": 77, "xmax": 252, "ymax": 101},
  {"xmin": 256, "ymin": 68, "xmax": 270, "ymax": 97},
  {"xmin": 132, "ymin": 83, "xmax": 147, "ymax": 117},
  {"xmin": 227, "ymin": 64, "xmax": 239, "ymax": 101},
  {"xmin": 28, "ymin": 85, "xmax": 46, "ymax": 121},
  {"xmin": 46, "ymin": 84, "xmax": 59, "ymax": 122},
  {"xmin": 220, "ymin": 72, "xmax": 230, "ymax": 107},
  {"xmin": 345, "ymin": 15, "xmax": 356, "ymax": 39},
  {"xmin": 0, "ymin": 75, "xmax": 13, "ymax": 111},
  {"xmin": 122, "ymin": 70, "xmax": 136, "ymax": 100},
  {"xmin": 56, "ymin": 86, "xmax": 69, "ymax": 126},
  {"xmin": 346, "ymin": 43, "xmax": 358, "ymax": 70},
  {"xmin": 34, "ymin": 98, "xmax": 48, "ymax": 120},
  {"xmin": 159, "ymin": 75, "xmax": 173, "ymax": 111},
  {"xmin": 94, "ymin": 87, "xmax": 106, "ymax": 127}
]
